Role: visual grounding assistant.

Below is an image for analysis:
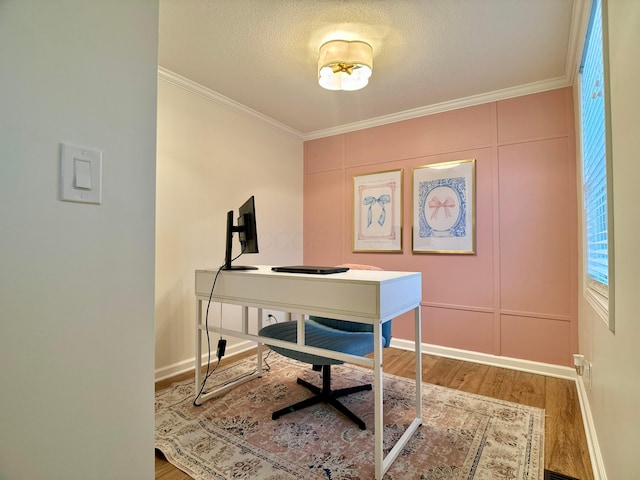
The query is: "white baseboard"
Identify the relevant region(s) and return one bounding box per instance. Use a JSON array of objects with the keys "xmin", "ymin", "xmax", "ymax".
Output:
[
  {"xmin": 158, "ymin": 339, "xmax": 578, "ymax": 382},
  {"xmin": 575, "ymin": 376, "xmax": 607, "ymax": 480},
  {"xmin": 154, "ymin": 340, "xmax": 255, "ymax": 383},
  {"xmin": 390, "ymin": 338, "xmax": 605, "ymax": 480},
  {"xmin": 390, "ymin": 338, "xmax": 577, "ymax": 380}
]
